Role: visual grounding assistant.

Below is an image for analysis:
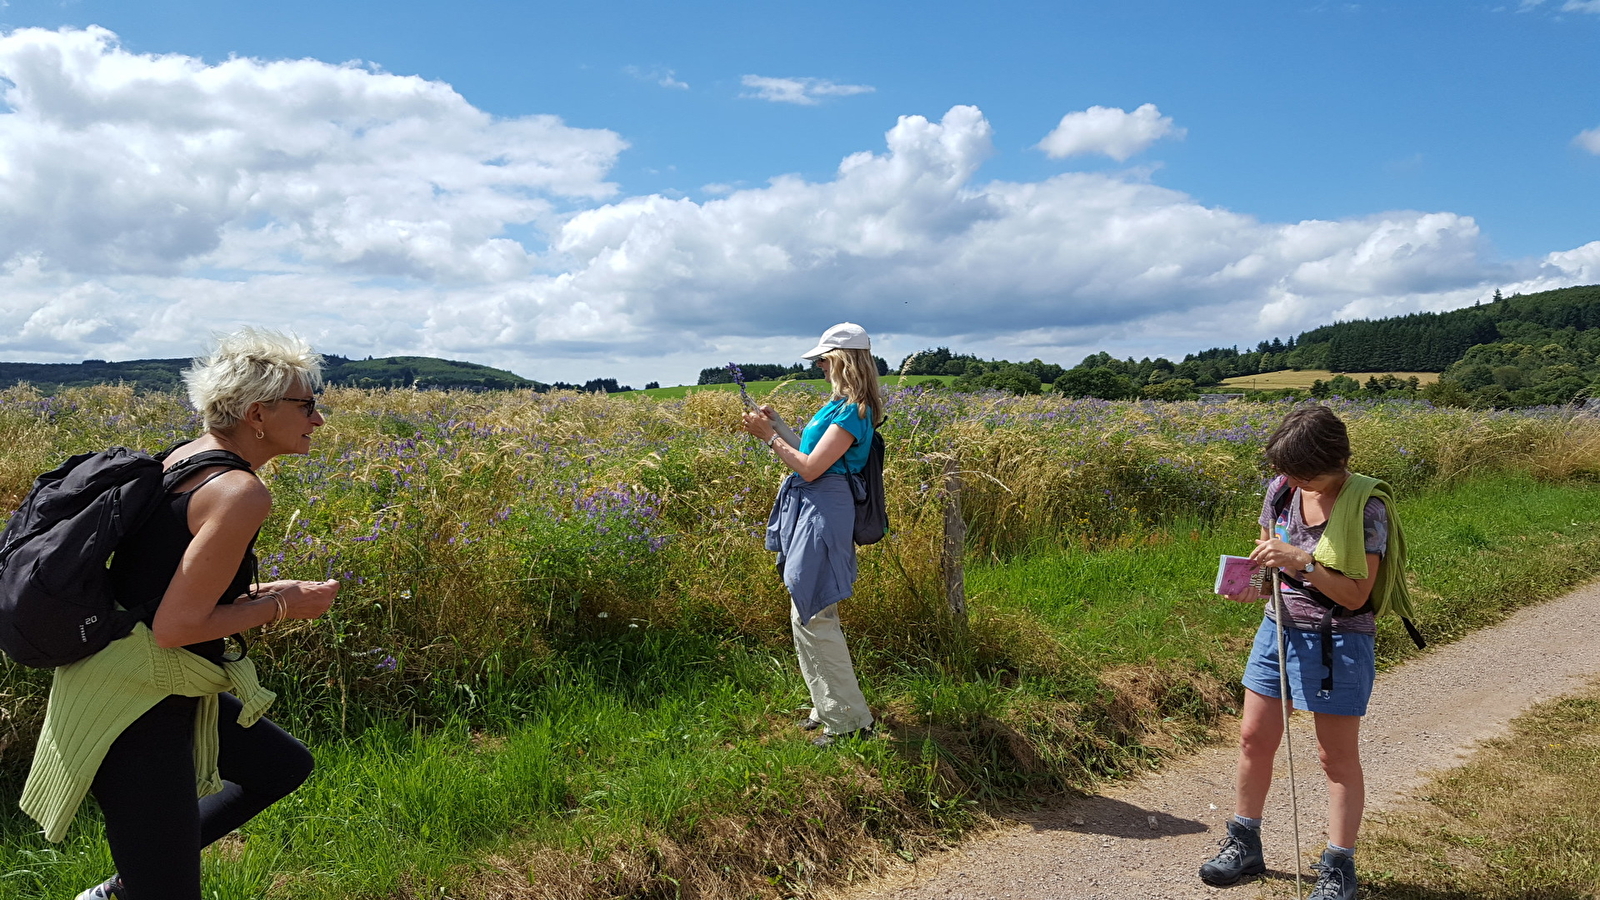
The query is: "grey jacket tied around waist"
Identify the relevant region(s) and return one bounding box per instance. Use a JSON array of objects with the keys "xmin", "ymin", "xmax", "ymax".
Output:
[{"xmin": 766, "ymin": 472, "xmax": 857, "ymax": 625}]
